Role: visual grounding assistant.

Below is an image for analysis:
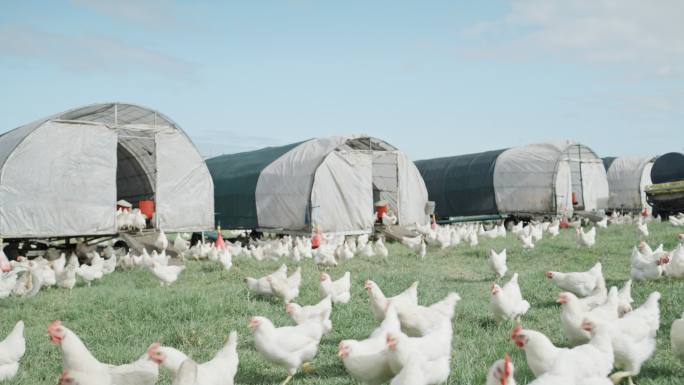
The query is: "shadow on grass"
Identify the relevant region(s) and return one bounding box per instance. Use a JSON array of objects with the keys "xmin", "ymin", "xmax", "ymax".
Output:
[
  {"xmin": 236, "ymin": 363, "xmax": 348, "ymax": 385},
  {"xmin": 478, "ymin": 318, "xmax": 498, "ymax": 329},
  {"xmin": 446, "ymin": 276, "xmax": 492, "ymax": 284},
  {"xmin": 535, "ymin": 300, "xmax": 560, "ymax": 309}
]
